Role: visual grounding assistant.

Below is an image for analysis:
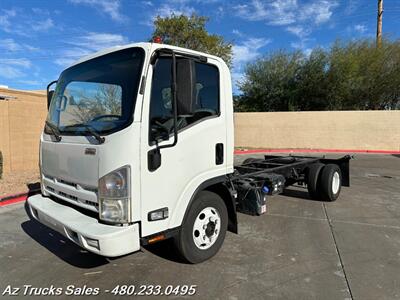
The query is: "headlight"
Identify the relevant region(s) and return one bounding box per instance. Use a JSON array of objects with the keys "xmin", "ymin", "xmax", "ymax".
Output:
[{"xmin": 98, "ymin": 166, "xmax": 131, "ymax": 223}]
